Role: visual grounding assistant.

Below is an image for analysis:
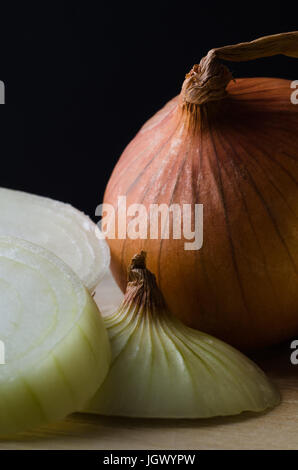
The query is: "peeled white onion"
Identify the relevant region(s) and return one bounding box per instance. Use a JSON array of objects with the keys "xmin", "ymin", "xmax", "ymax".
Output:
[
  {"xmin": 0, "ymin": 187, "xmax": 110, "ymax": 292},
  {"xmin": 87, "ymin": 311, "xmax": 280, "ymax": 418},
  {"xmin": 0, "ymin": 236, "xmax": 111, "ymax": 436},
  {"xmin": 88, "ymin": 253, "xmax": 279, "ymax": 418}
]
